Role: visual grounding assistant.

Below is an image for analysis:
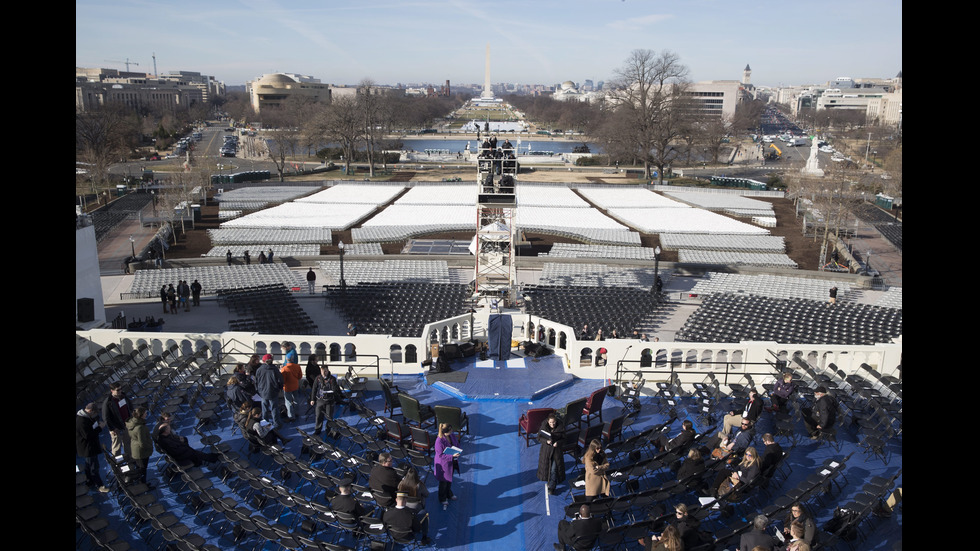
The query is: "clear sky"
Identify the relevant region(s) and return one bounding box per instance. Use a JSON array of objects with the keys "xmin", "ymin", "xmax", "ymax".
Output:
[{"xmin": 76, "ymin": 0, "xmax": 902, "ymax": 89}]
